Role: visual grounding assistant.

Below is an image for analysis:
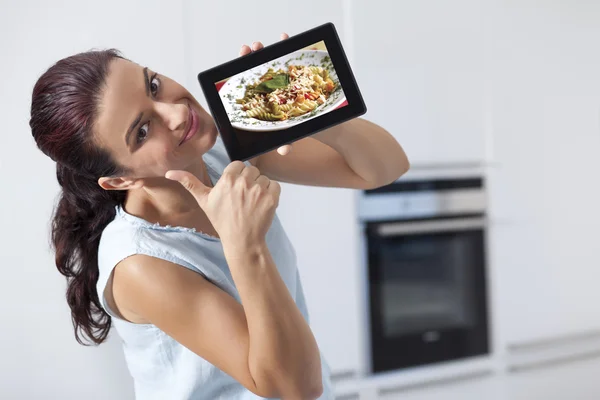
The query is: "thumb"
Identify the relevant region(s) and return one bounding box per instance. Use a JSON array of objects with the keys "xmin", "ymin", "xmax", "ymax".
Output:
[{"xmin": 165, "ymin": 170, "xmax": 211, "ymax": 204}]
